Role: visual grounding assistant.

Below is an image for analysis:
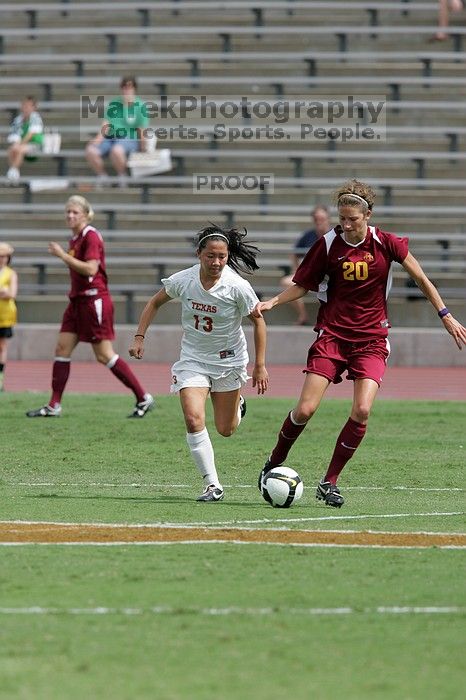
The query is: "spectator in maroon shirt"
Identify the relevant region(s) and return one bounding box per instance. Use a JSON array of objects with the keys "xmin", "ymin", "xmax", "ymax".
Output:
[
  {"xmin": 26, "ymin": 195, "xmax": 154, "ymax": 418},
  {"xmin": 254, "ymin": 179, "xmax": 466, "ymax": 508}
]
